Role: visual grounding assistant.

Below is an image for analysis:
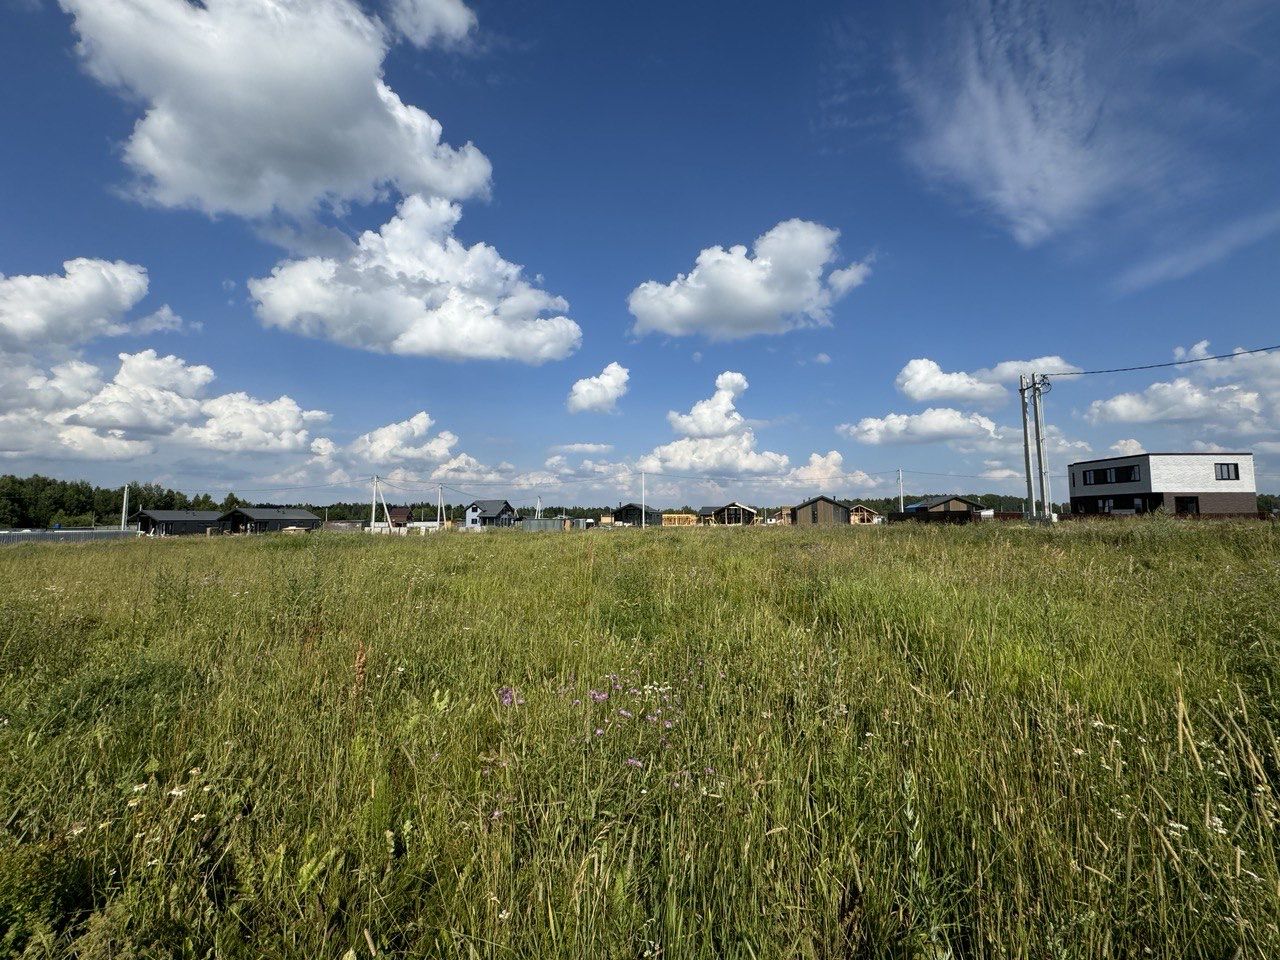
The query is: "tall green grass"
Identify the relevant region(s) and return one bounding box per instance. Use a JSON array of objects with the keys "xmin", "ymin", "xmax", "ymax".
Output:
[{"xmin": 1, "ymin": 520, "xmax": 1278, "ymax": 958}]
